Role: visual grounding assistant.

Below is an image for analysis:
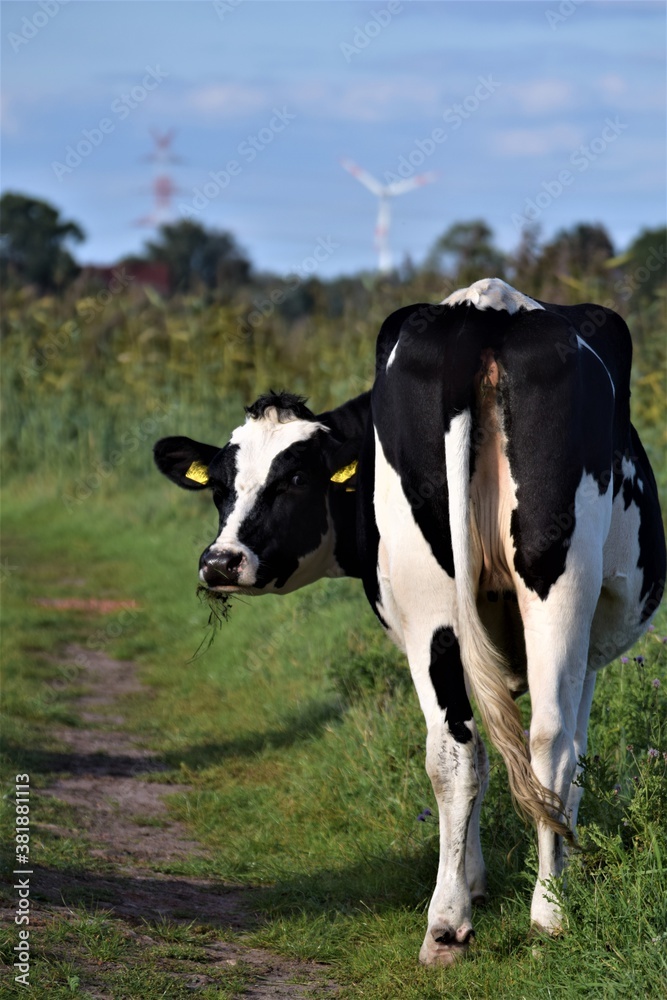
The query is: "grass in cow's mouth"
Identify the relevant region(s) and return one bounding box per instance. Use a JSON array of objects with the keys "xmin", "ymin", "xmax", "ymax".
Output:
[
  {"xmin": 196, "ymin": 584, "xmax": 234, "ymax": 621},
  {"xmin": 190, "ymin": 585, "xmax": 235, "ymax": 659}
]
